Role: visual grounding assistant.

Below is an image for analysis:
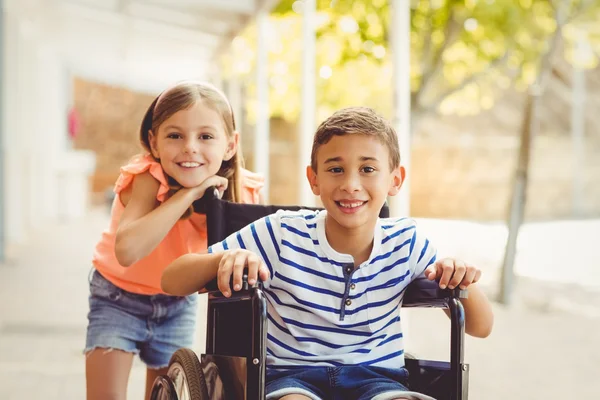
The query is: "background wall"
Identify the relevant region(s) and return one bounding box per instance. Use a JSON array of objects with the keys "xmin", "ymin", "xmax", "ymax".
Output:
[{"xmin": 73, "ymin": 61, "xmax": 600, "ymax": 222}]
